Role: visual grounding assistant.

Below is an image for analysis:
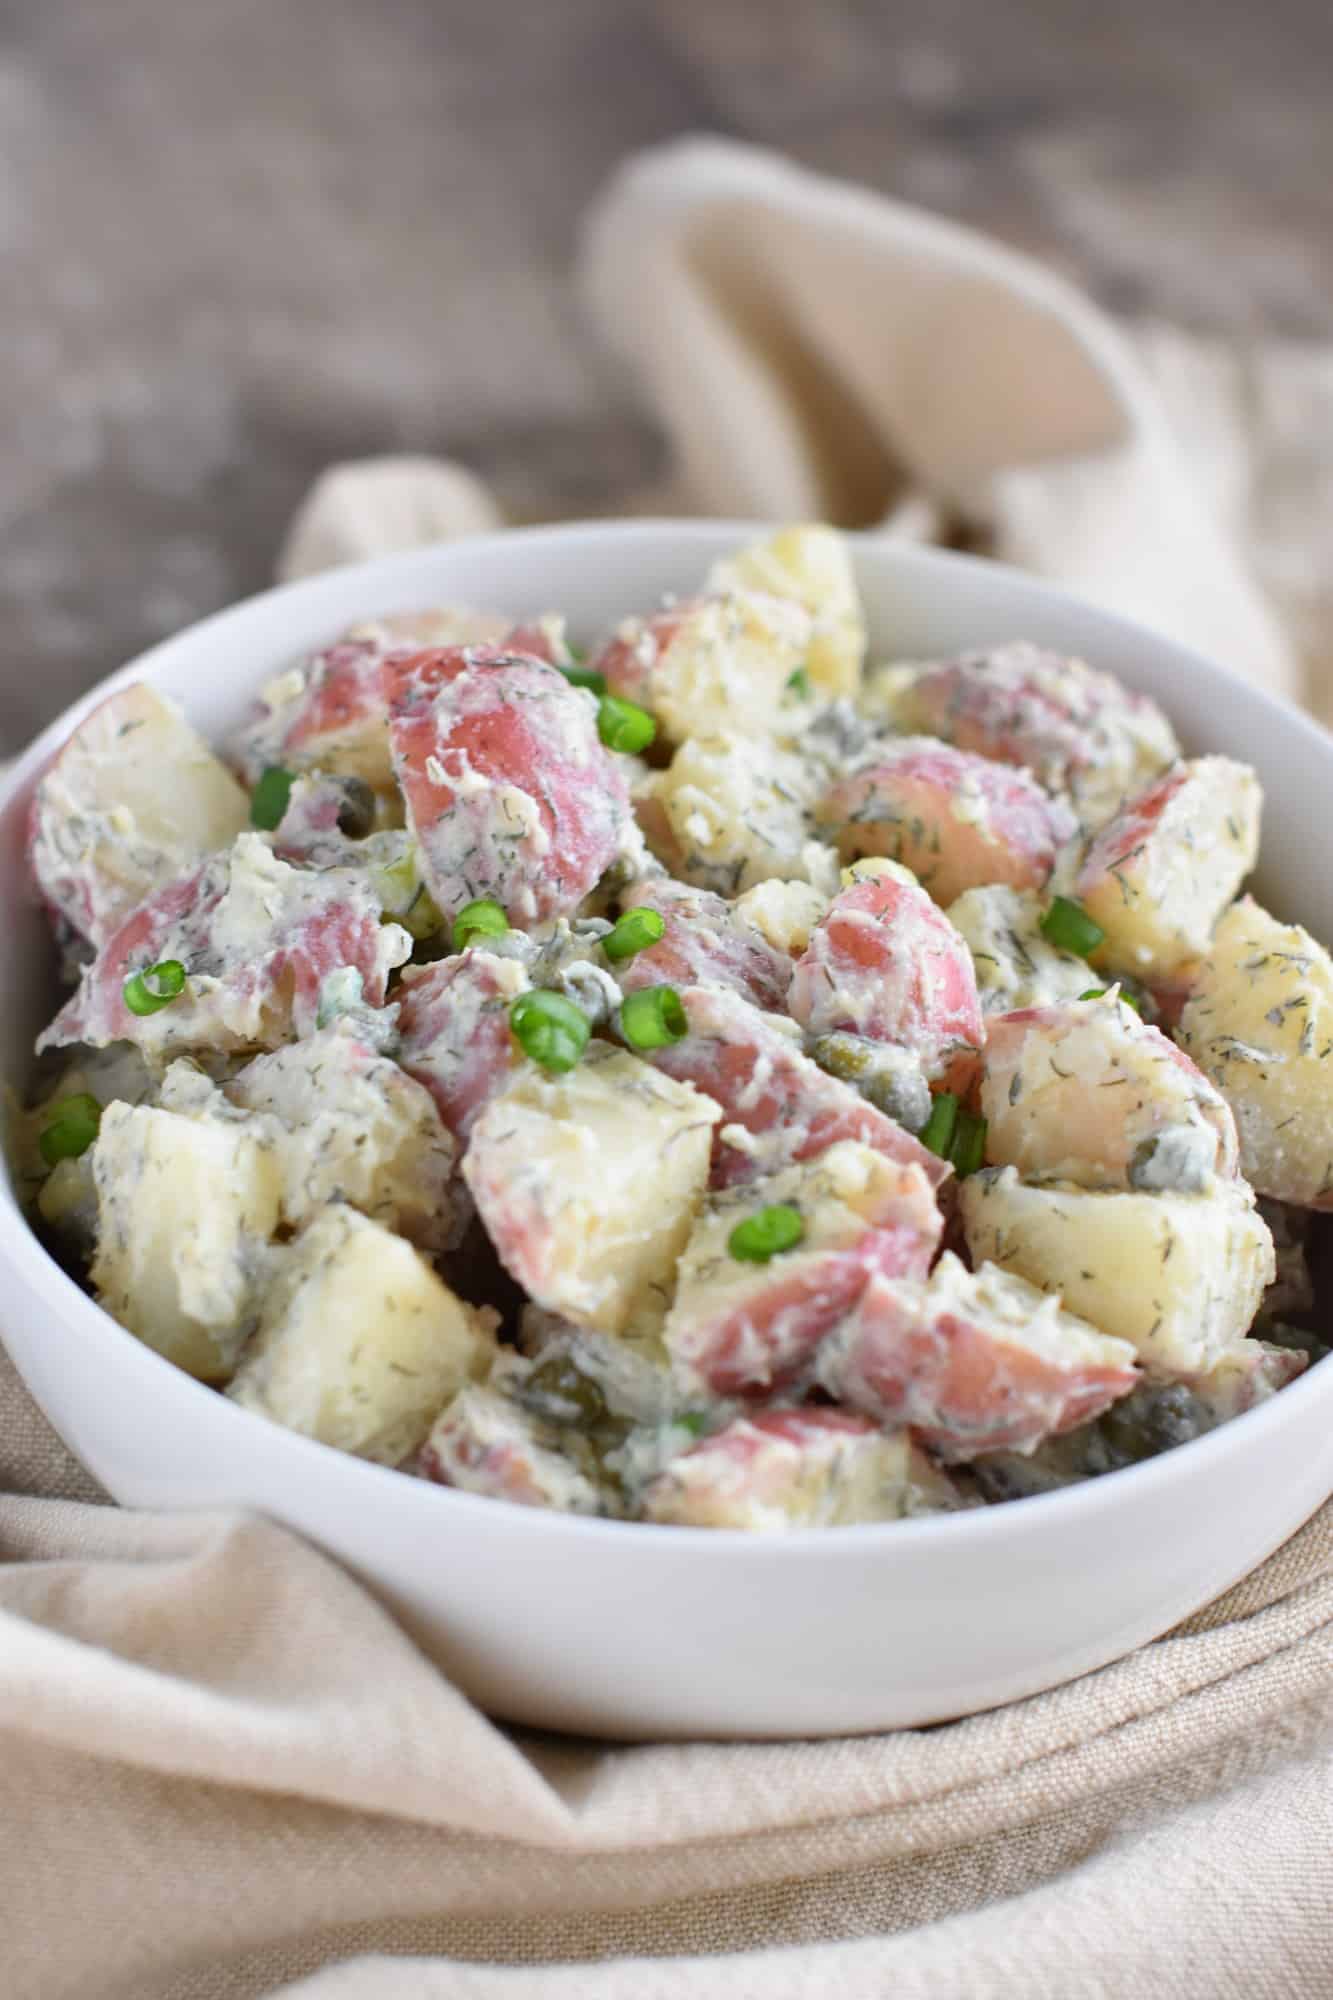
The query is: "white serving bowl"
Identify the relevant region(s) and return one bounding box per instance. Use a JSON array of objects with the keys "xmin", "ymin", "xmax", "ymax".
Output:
[{"xmin": 3, "ymin": 522, "xmax": 1332, "ymax": 1741}]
